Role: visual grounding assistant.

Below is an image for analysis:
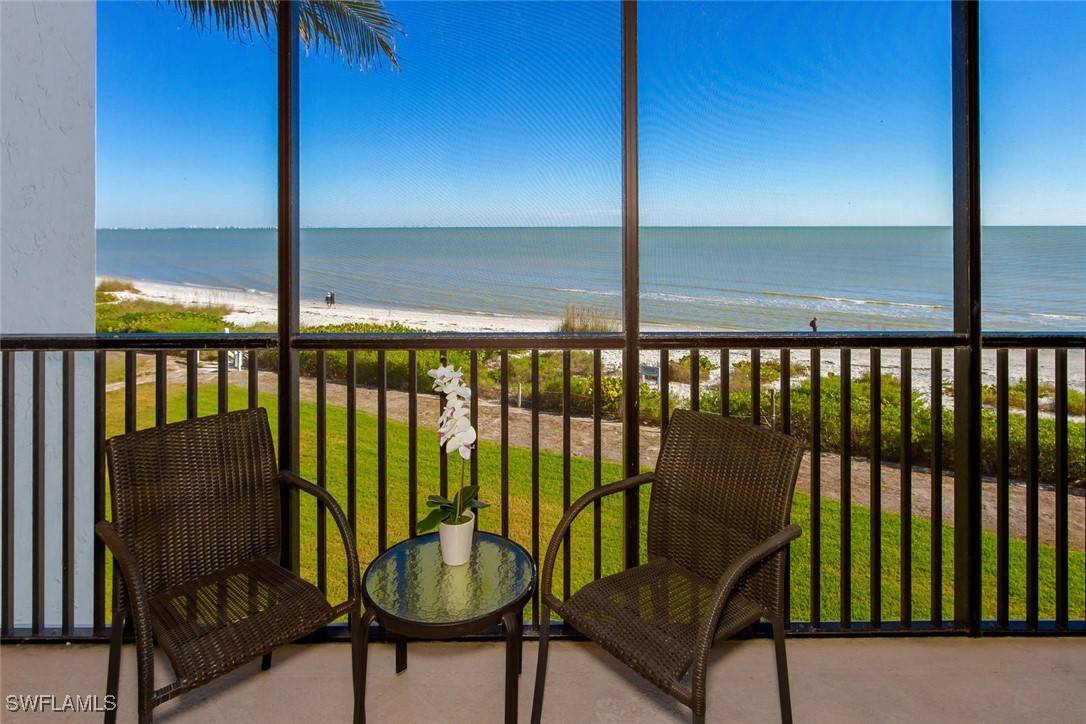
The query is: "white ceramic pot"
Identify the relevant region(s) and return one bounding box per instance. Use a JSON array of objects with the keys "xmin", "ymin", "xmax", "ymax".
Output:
[{"xmin": 438, "ymin": 510, "xmax": 475, "ymax": 566}]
